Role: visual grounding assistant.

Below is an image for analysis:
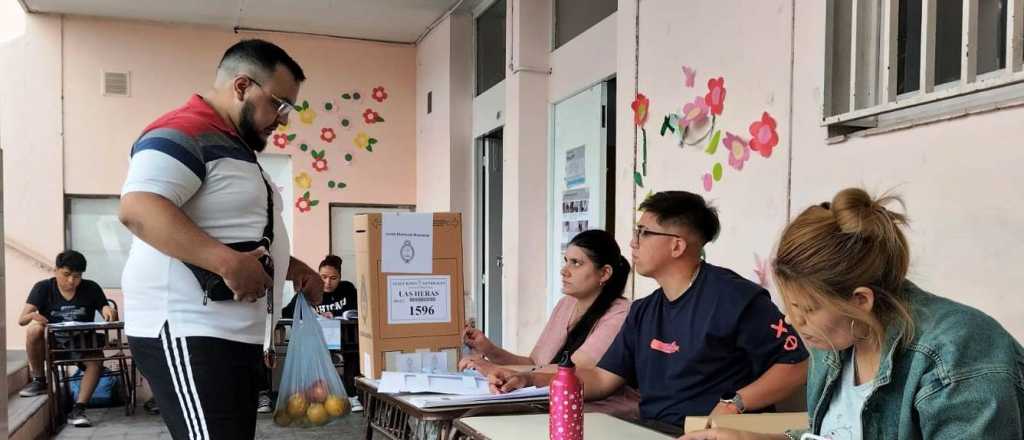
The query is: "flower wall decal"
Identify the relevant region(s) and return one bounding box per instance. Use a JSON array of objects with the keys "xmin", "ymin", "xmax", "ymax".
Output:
[
  {"xmin": 748, "ymin": 112, "xmax": 779, "ymax": 158},
  {"xmin": 650, "ymin": 68, "xmax": 781, "ymax": 192},
  {"xmin": 372, "ymin": 86, "xmax": 388, "ymax": 103},
  {"xmin": 363, "ymin": 108, "xmax": 384, "ymax": 124},
  {"xmin": 320, "ymin": 127, "xmax": 336, "ymax": 143}
]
